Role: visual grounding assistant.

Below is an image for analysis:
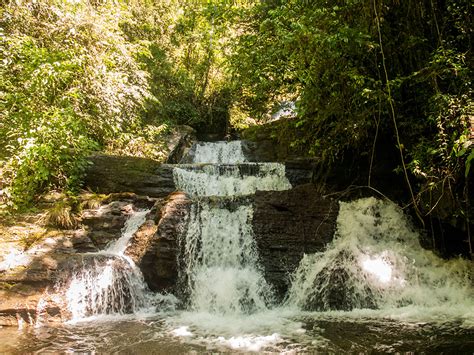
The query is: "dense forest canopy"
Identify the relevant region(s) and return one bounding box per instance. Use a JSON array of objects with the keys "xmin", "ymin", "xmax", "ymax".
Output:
[{"xmin": 0, "ymin": 0, "xmax": 472, "ymax": 238}]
